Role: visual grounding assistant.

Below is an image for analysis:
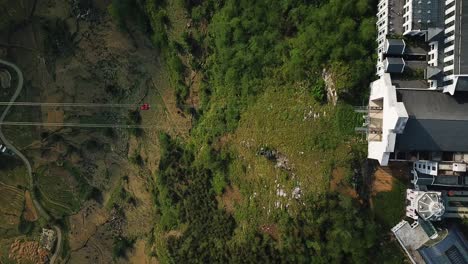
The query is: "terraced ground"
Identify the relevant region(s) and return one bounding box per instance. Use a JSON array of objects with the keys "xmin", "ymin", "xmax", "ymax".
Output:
[
  {"xmin": 0, "ymin": 182, "xmax": 24, "ymax": 231},
  {"xmin": 35, "ymin": 166, "xmax": 82, "ymax": 218}
]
